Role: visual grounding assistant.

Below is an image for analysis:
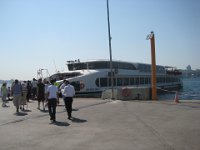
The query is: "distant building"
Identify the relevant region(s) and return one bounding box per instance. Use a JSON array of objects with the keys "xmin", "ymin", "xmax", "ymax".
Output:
[
  {"xmin": 182, "ymin": 65, "xmax": 200, "ymax": 78},
  {"xmin": 187, "ymin": 65, "xmax": 192, "ymax": 71}
]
